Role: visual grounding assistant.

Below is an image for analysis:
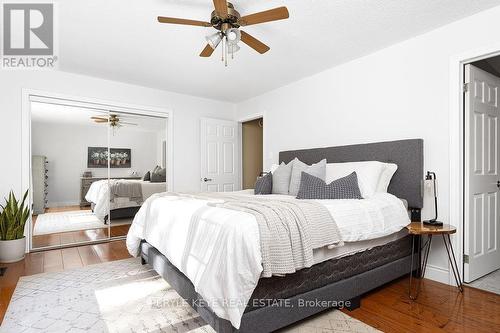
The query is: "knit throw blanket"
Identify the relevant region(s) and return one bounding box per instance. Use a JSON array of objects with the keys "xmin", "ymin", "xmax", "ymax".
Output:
[
  {"xmin": 109, "ymin": 180, "xmax": 143, "ymax": 204},
  {"xmin": 176, "ymin": 193, "xmax": 343, "ymax": 277}
]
